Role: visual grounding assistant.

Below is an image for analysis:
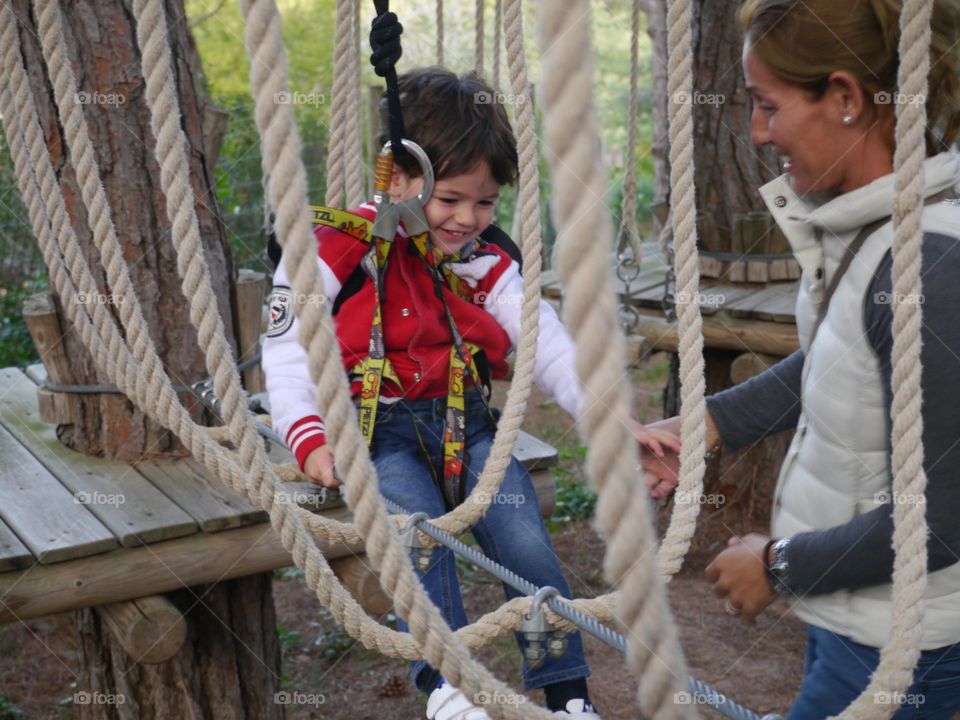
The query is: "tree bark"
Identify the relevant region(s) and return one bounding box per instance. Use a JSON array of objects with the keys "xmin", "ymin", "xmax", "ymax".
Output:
[
  {"xmin": 8, "ymin": 2, "xmax": 281, "ymax": 717},
  {"xmin": 12, "ymin": 0, "xmax": 235, "ymax": 462},
  {"xmin": 658, "ymin": 0, "xmax": 790, "ymax": 525},
  {"xmin": 76, "ymin": 575, "xmax": 282, "ymax": 720},
  {"xmin": 690, "ymin": 0, "xmax": 779, "ymax": 250}
]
